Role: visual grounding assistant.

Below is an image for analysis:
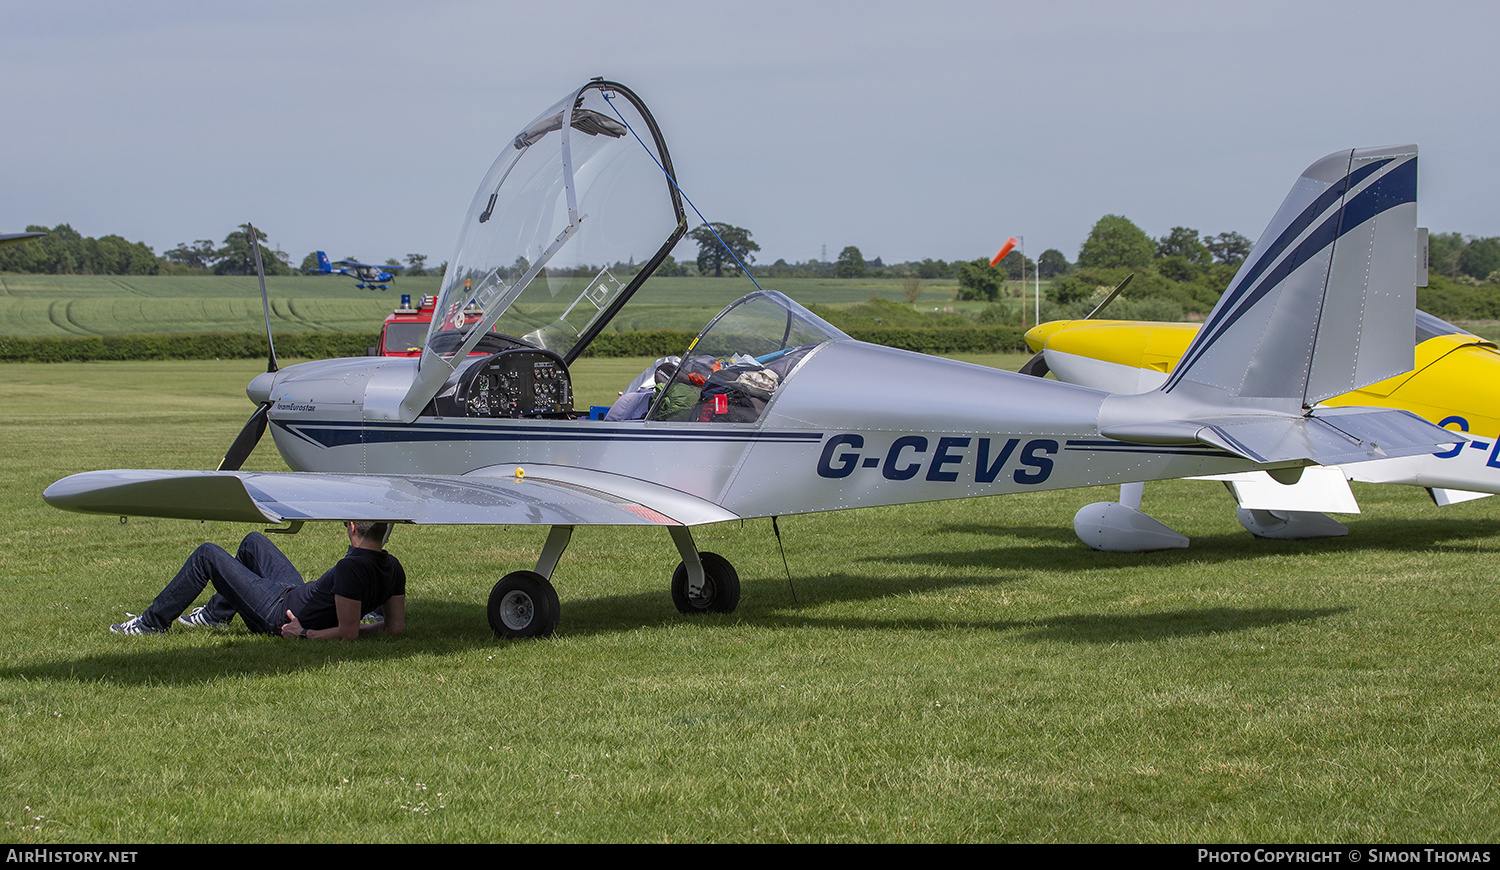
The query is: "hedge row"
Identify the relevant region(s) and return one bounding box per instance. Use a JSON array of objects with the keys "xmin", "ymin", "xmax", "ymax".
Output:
[
  {"xmin": 577, "ymin": 330, "xmax": 700, "ymax": 358},
  {"xmin": 842, "ymin": 326, "xmax": 1029, "ymax": 354},
  {"xmin": 0, "ymin": 332, "xmax": 379, "ymax": 363},
  {"xmin": 0, "ymin": 326, "xmax": 1031, "ymax": 364}
]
